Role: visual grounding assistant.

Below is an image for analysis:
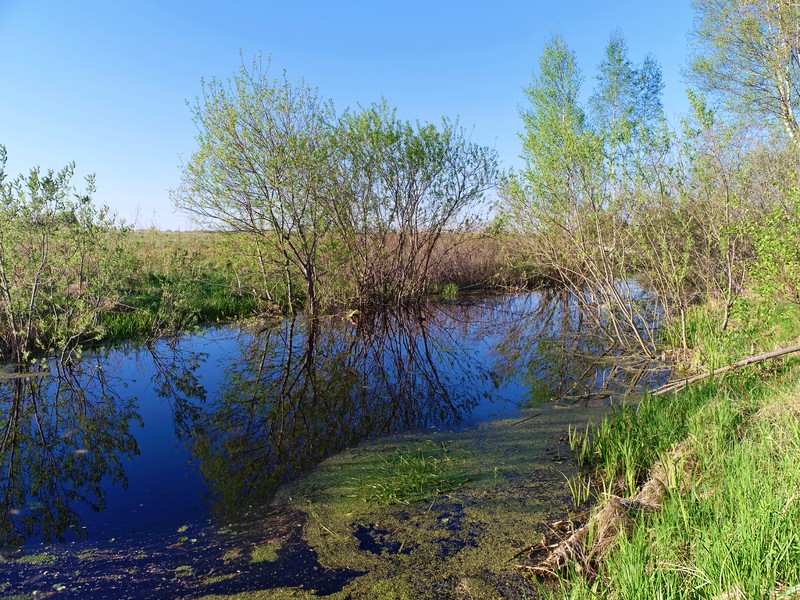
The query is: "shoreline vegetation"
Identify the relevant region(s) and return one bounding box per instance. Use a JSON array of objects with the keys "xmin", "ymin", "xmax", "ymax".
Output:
[
  {"xmin": 0, "ymin": 216, "xmax": 536, "ymax": 365},
  {"xmin": 525, "ymin": 301, "xmax": 800, "ymax": 598},
  {"xmin": 3, "ymin": 1, "xmax": 800, "ymax": 596}
]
